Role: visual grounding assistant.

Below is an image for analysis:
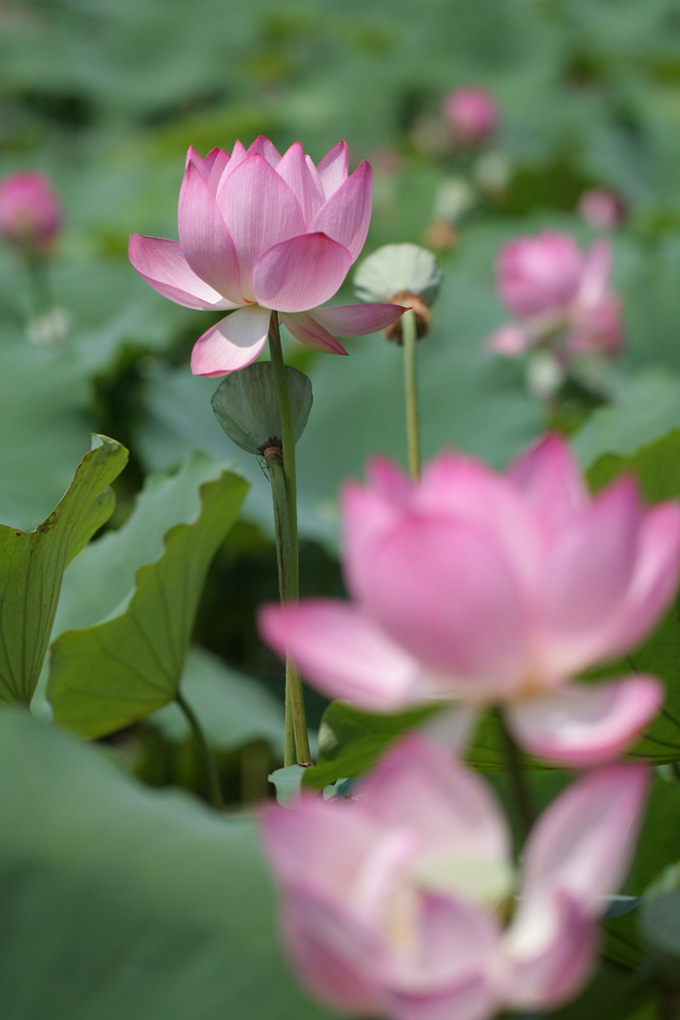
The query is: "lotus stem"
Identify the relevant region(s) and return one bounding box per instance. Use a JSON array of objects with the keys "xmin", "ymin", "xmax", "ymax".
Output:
[
  {"xmin": 497, "ymin": 709, "xmax": 535, "ymax": 845},
  {"xmin": 176, "ymin": 689, "xmax": 224, "ymax": 811},
  {"xmin": 267, "ymin": 314, "xmax": 311, "ymax": 766},
  {"xmin": 402, "ymin": 307, "xmax": 421, "ymax": 480}
]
